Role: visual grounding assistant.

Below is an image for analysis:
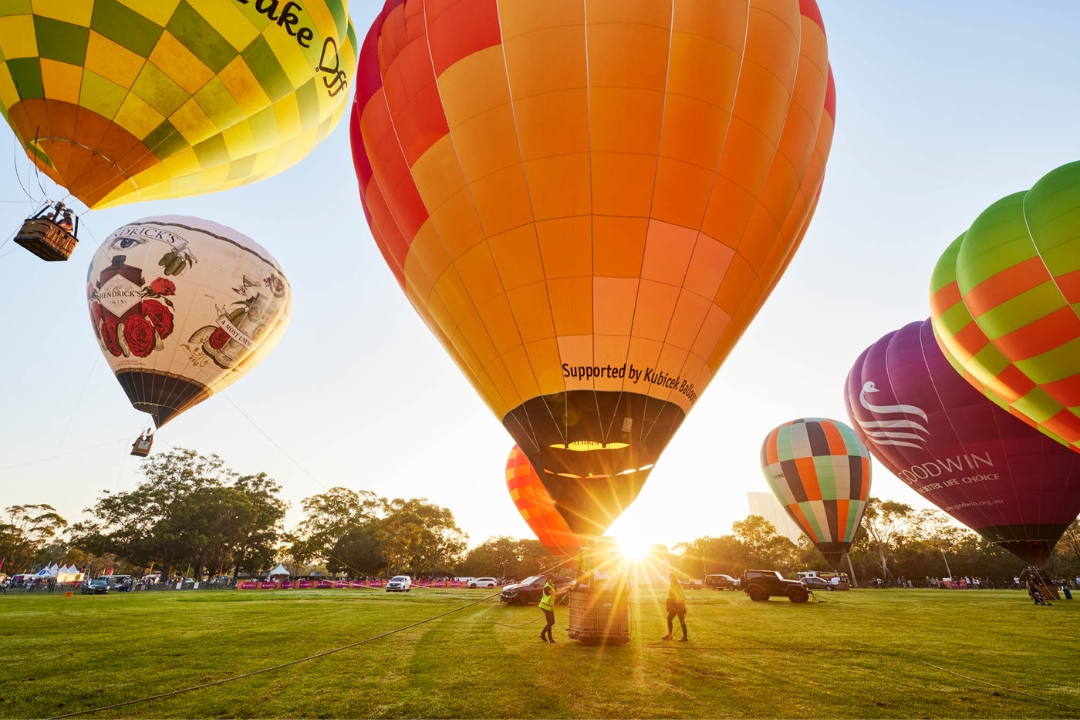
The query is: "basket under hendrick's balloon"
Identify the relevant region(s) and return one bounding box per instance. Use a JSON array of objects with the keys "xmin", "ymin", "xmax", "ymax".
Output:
[{"xmin": 14, "ymin": 216, "xmax": 77, "ymax": 261}]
